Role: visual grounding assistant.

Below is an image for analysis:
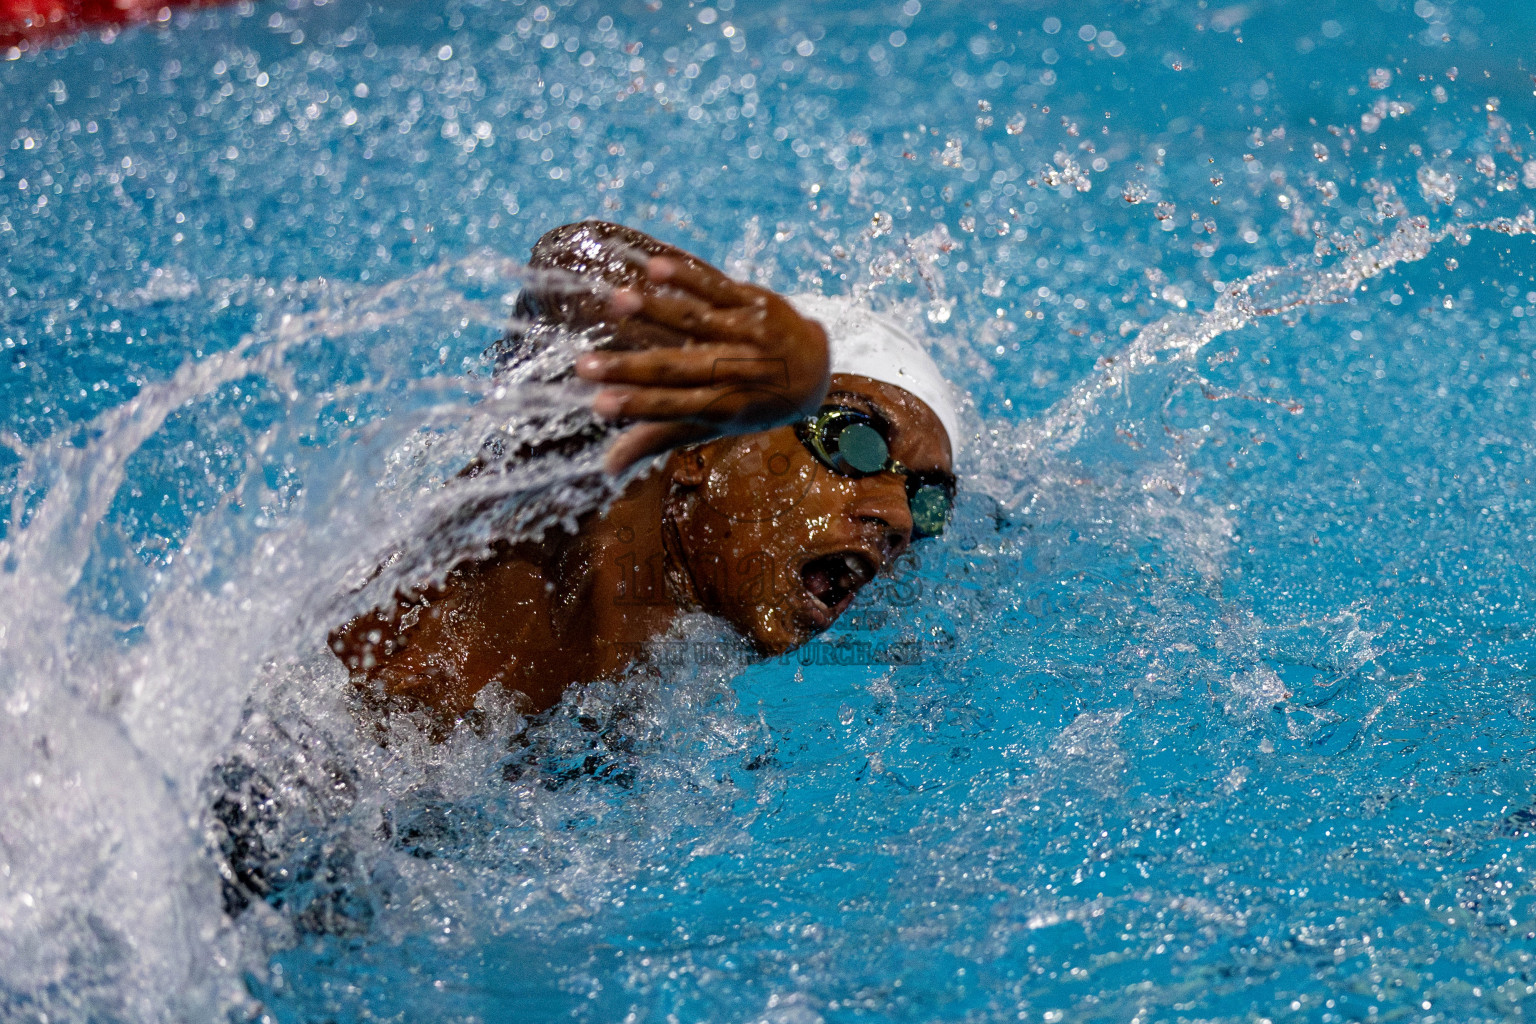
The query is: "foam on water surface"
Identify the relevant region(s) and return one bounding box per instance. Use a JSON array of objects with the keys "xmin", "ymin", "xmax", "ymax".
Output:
[{"xmin": 3, "ymin": 0, "xmax": 1536, "ymax": 1021}]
